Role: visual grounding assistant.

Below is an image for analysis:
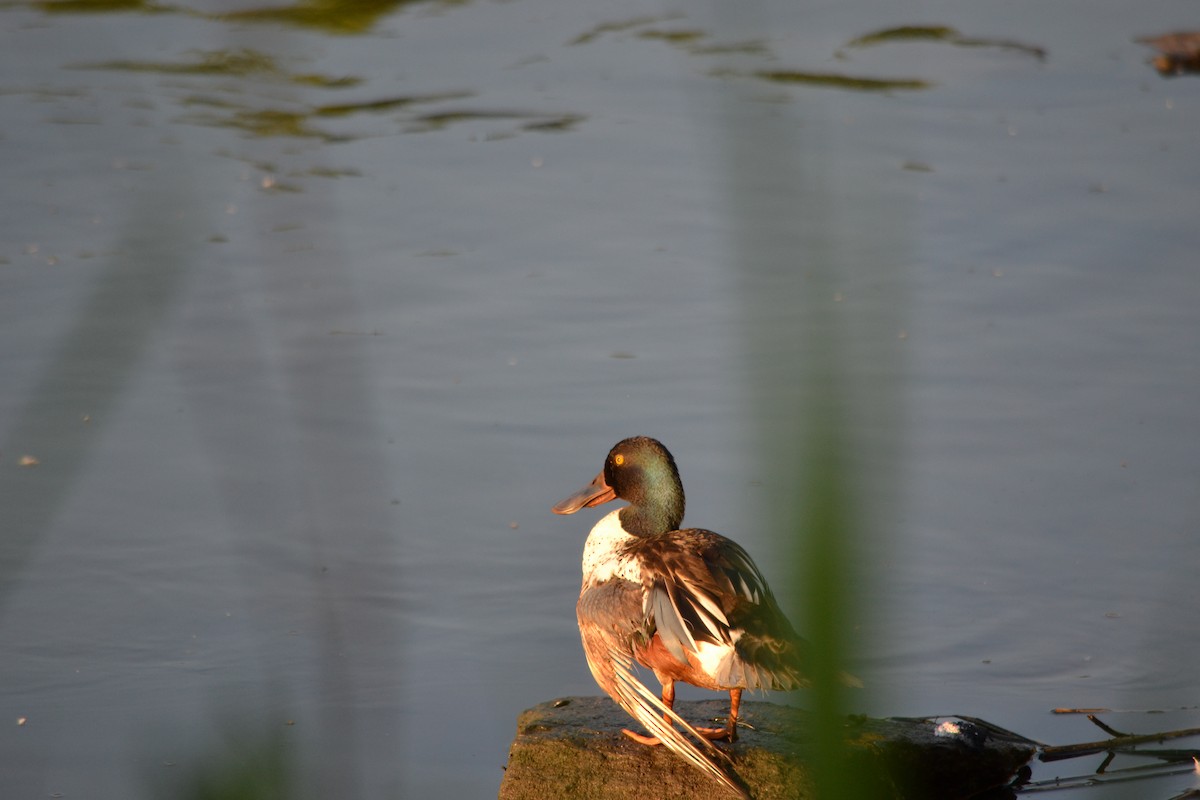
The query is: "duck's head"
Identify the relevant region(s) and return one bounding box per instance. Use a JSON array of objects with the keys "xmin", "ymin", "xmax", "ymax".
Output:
[{"xmin": 552, "ymin": 436, "xmax": 685, "ymax": 535}]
